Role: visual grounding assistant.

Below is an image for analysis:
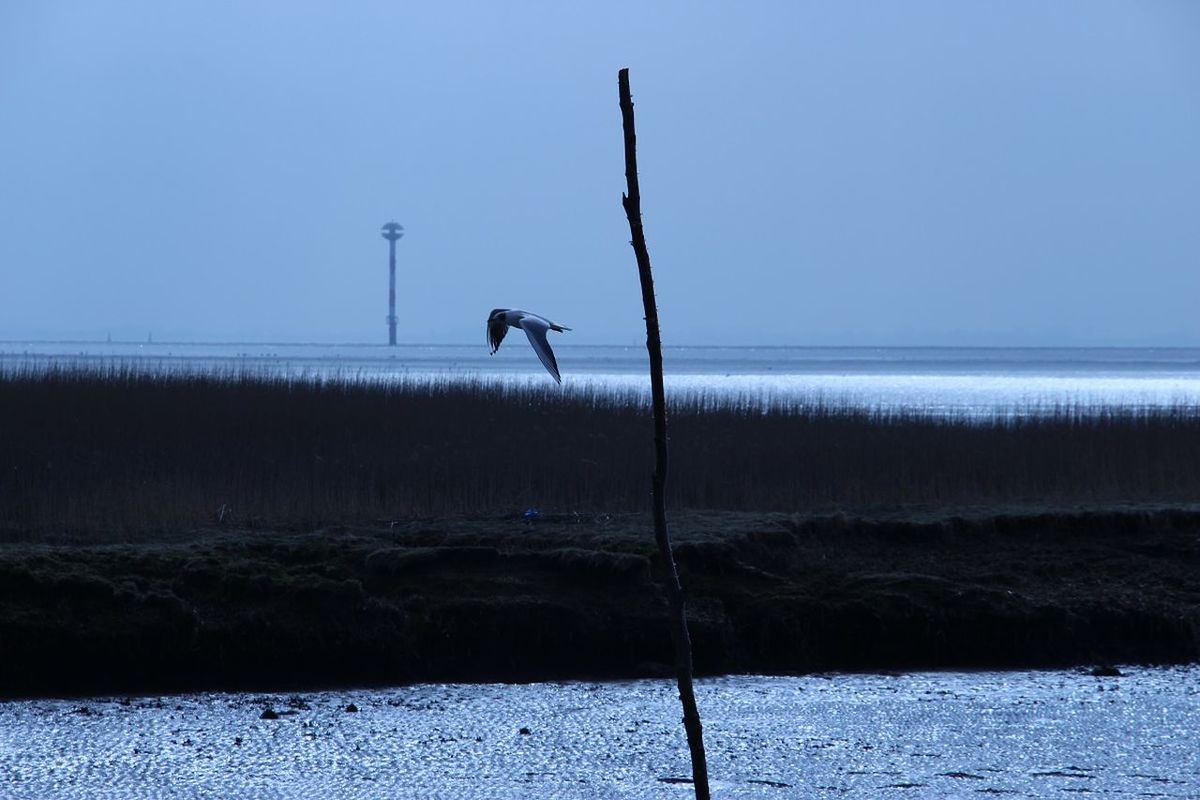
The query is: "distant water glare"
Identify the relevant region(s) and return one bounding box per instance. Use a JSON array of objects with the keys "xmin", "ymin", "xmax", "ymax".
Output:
[
  {"xmin": 4, "ymin": 341, "xmax": 1200, "ymax": 416},
  {"xmin": 1, "ymin": 669, "xmax": 1196, "ymax": 799}
]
